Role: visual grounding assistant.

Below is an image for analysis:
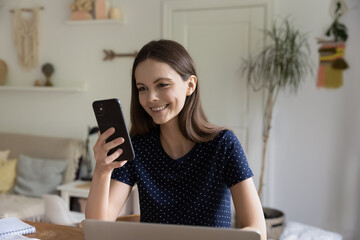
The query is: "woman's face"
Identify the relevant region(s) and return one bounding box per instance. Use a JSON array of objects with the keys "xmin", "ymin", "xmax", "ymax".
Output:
[{"xmin": 135, "ymin": 59, "xmax": 195, "ymax": 126}]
